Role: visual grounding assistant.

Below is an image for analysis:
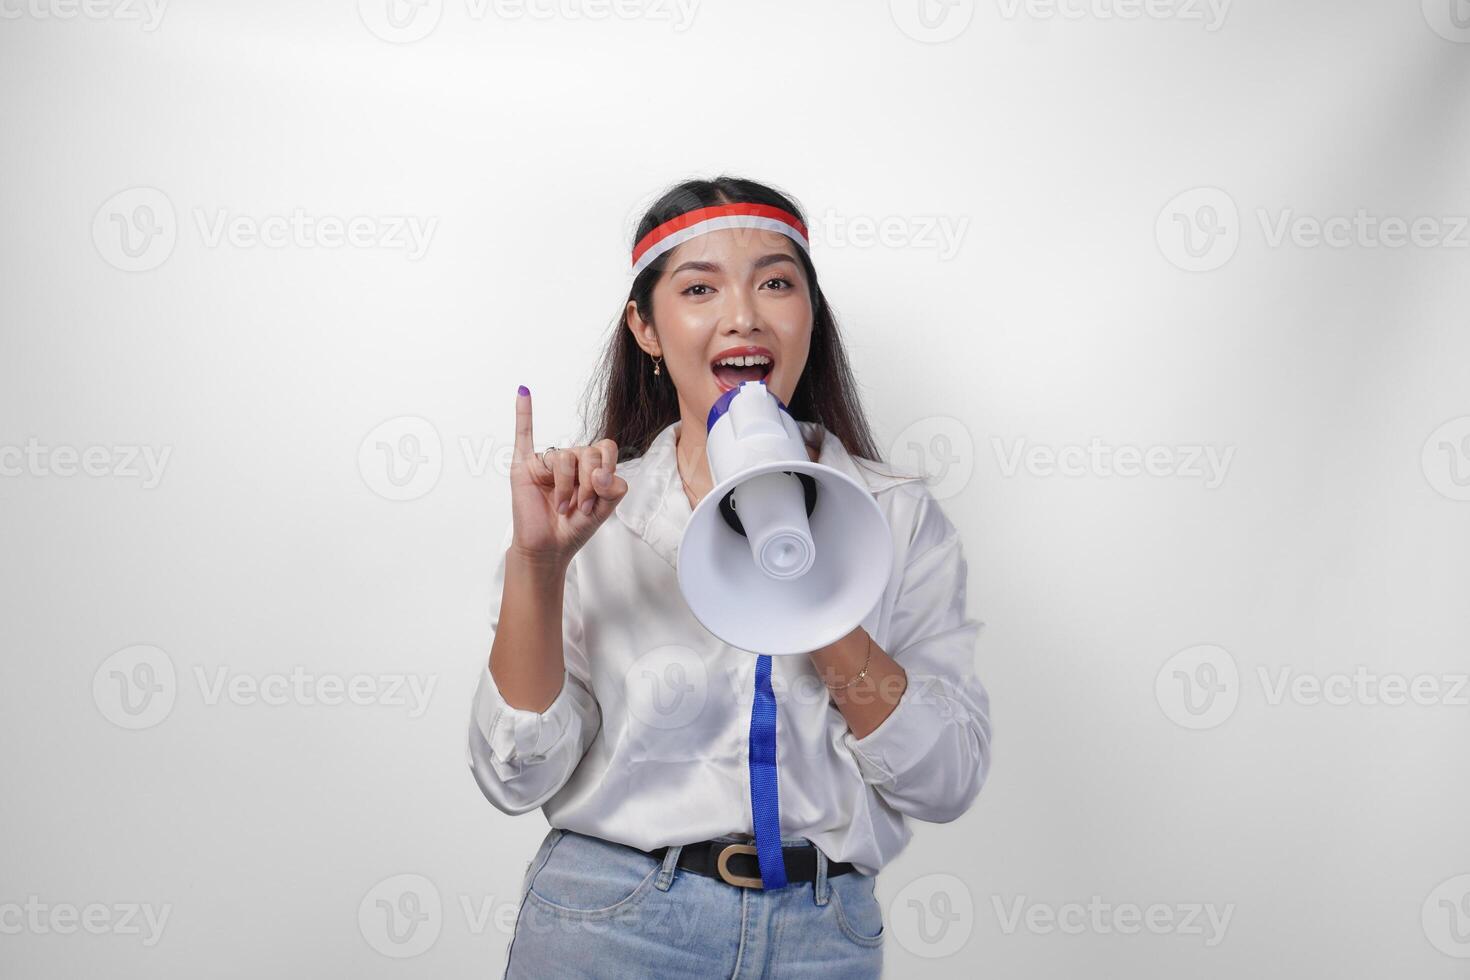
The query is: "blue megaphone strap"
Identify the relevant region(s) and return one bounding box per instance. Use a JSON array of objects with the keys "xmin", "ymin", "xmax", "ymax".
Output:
[{"xmin": 748, "ymin": 653, "xmax": 787, "ymax": 889}]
